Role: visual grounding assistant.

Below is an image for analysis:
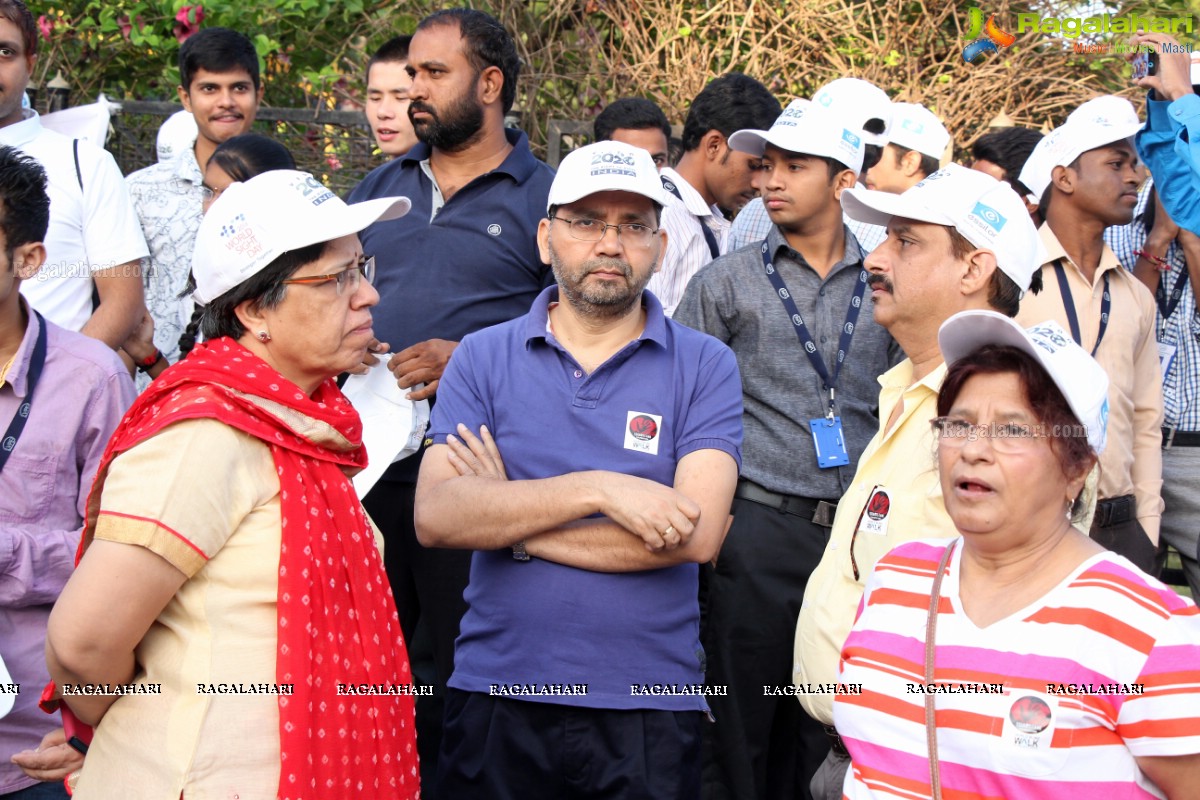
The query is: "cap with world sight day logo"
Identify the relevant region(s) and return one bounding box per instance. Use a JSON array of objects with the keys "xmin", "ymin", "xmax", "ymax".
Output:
[
  {"xmin": 728, "ymin": 99, "xmax": 865, "ymax": 175},
  {"xmin": 810, "ymin": 78, "xmax": 893, "ymax": 146},
  {"xmin": 938, "ymin": 310, "xmax": 1110, "ymax": 454},
  {"xmin": 881, "ymin": 102, "xmax": 951, "ymax": 160},
  {"xmin": 547, "ymin": 141, "xmax": 671, "ymax": 212},
  {"xmin": 1016, "ymin": 95, "xmax": 1142, "ymax": 200},
  {"xmin": 840, "ymin": 163, "xmax": 1048, "ymax": 294},
  {"xmin": 192, "ymin": 170, "xmax": 411, "ymax": 305}
]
